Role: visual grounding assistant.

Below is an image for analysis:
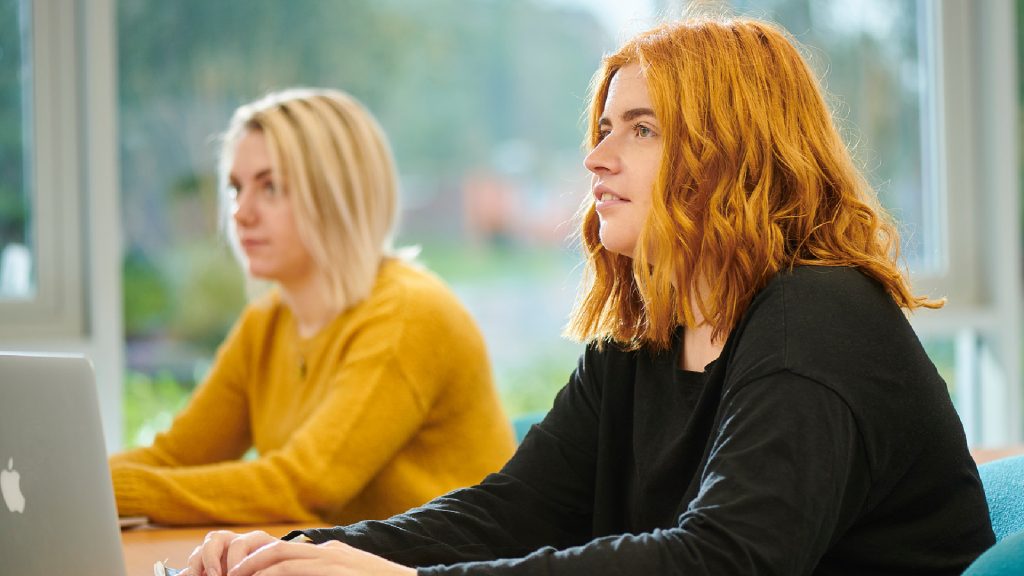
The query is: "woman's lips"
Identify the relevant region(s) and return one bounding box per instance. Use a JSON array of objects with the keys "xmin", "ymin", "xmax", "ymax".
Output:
[
  {"xmin": 593, "ymin": 184, "xmax": 629, "ymax": 209},
  {"xmin": 239, "ymin": 239, "xmax": 267, "ymax": 251}
]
